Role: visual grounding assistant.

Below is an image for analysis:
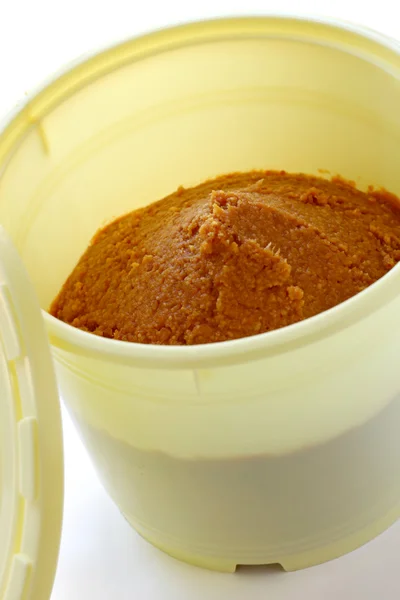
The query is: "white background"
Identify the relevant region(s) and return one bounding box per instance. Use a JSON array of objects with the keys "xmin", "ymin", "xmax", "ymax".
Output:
[{"xmin": 1, "ymin": 1, "xmax": 400, "ymax": 598}]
